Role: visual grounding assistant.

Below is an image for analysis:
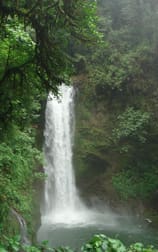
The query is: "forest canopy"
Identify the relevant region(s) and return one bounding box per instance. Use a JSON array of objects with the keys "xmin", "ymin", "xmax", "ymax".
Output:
[{"xmin": 0, "ymin": 0, "xmax": 99, "ymax": 236}]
